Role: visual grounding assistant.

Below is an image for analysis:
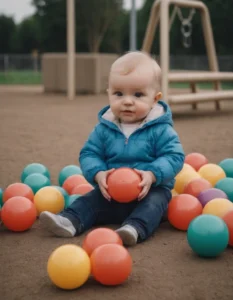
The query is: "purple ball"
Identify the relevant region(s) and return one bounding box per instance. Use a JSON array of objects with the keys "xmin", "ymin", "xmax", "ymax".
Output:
[{"xmin": 198, "ymin": 188, "xmax": 228, "ymax": 207}]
